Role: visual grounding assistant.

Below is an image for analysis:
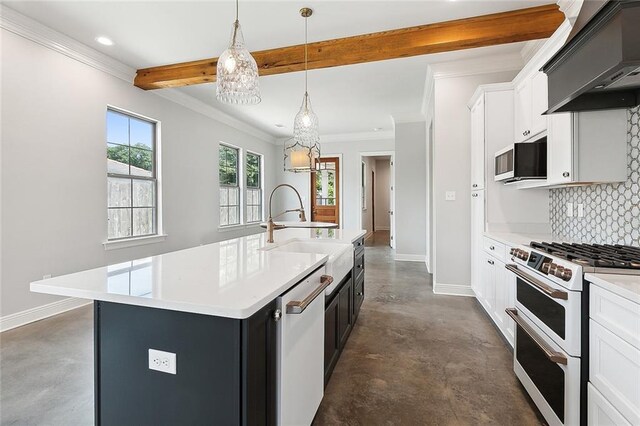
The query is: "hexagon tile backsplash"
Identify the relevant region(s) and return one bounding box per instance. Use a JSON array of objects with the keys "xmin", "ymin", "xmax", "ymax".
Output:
[{"xmin": 550, "ymin": 106, "xmax": 640, "ymax": 247}]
